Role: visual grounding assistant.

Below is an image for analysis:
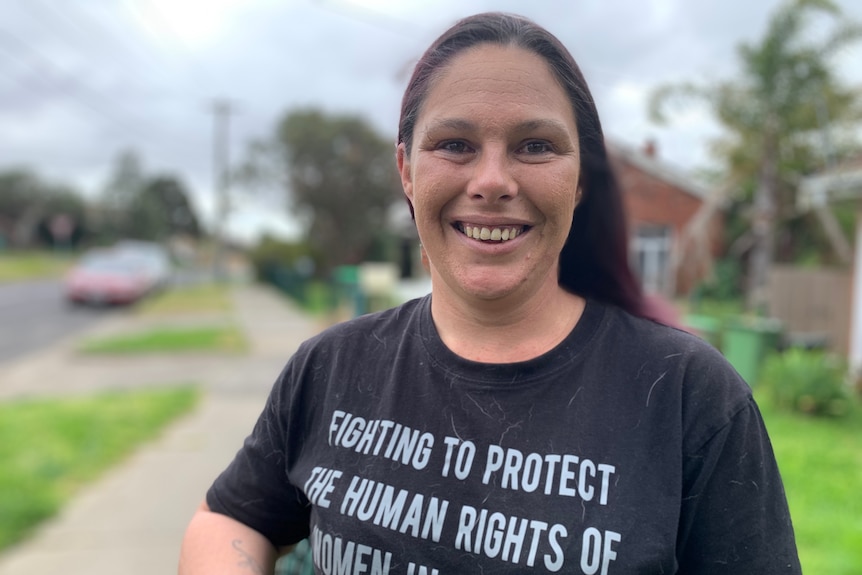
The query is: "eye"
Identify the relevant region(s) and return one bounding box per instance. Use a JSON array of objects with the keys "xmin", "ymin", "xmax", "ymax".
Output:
[
  {"xmin": 438, "ymin": 140, "xmax": 472, "ymax": 154},
  {"xmin": 520, "ymin": 141, "xmax": 554, "ymax": 154}
]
